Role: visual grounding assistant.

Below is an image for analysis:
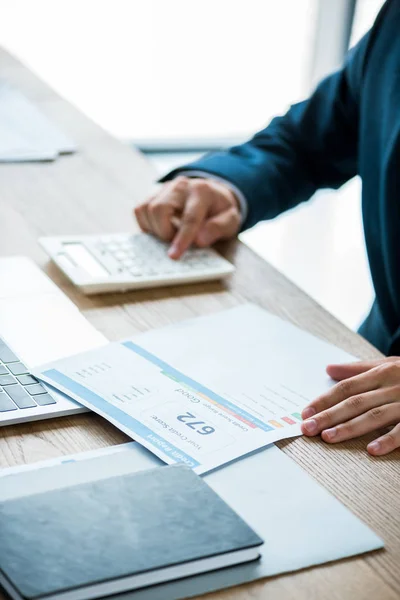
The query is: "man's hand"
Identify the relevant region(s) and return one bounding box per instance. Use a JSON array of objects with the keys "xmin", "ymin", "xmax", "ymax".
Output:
[
  {"xmin": 301, "ymin": 357, "xmax": 400, "ymax": 456},
  {"xmin": 134, "ymin": 176, "xmax": 241, "ymax": 259}
]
